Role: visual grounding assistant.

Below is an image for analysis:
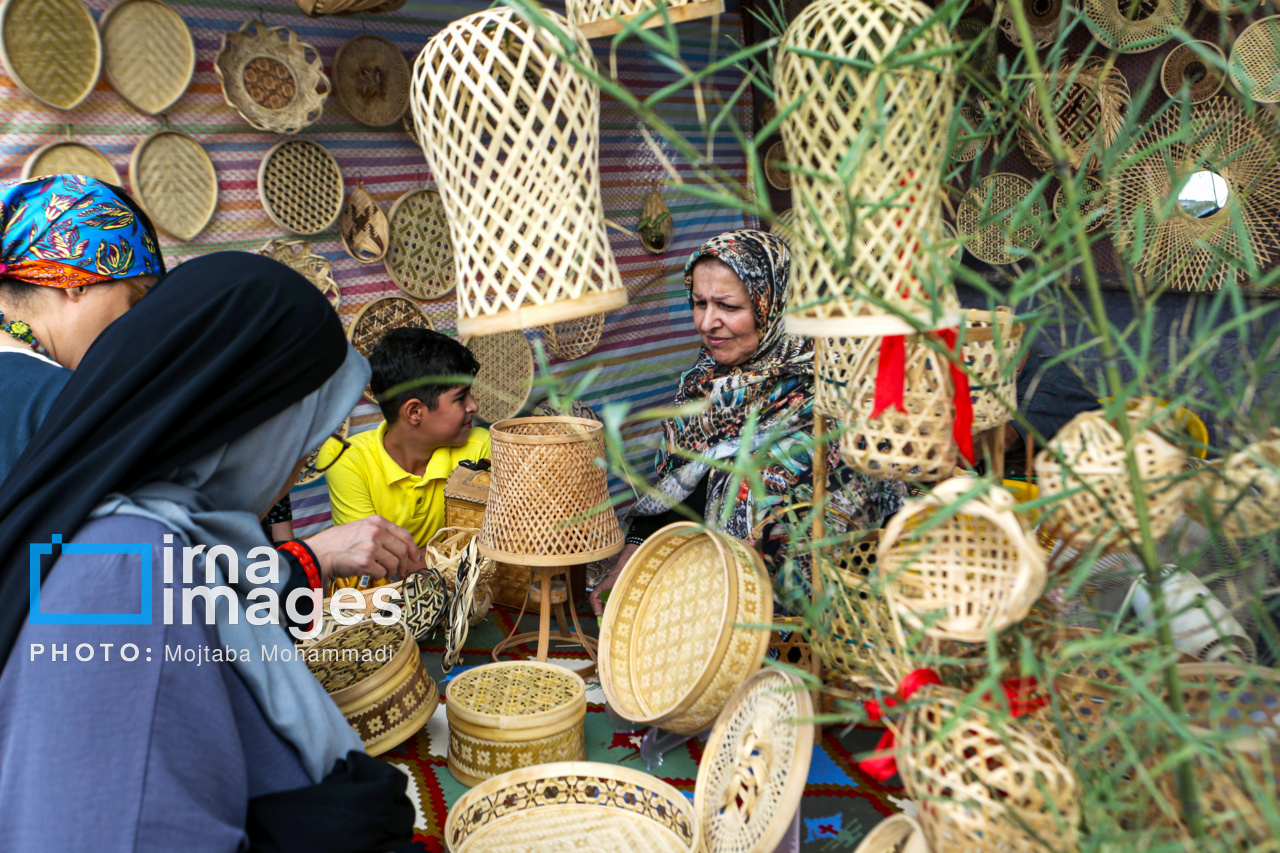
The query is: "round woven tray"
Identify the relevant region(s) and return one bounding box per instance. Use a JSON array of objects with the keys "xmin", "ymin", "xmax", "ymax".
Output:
[
  {"xmin": 764, "ymin": 140, "xmax": 791, "ymax": 190},
  {"xmin": 258, "ymin": 238, "xmax": 341, "ymax": 311},
  {"xmin": 129, "ymin": 130, "xmax": 217, "ymax": 242},
  {"xmin": 1079, "ymin": 0, "xmax": 1188, "ymax": 53},
  {"xmin": 296, "ymin": 0, "xmax": 407, "ymax": 14},
  {"xmin": 333, "ymin": 33, "xmax": 409, "ymax": 127},
  {"xmin": 258, "ymin": 139, "xmax": 344, "ymax": 236},
  {"xmin": 215, "ymin": 21, "xmax": 329, "ymax": 134},
  {"xmin": 348, "ymin": 295, "xmax": 435, "ymax": 400},
  {"xmin": 338, "ymin": 182, "xmax": 389, "ymax": 264},
  {"xmin": 1231, "ymin": 17, "xmax": 1280, "ymax": 104},
  {"xmin": 1052, "ymin": 175, "xmax": 1108, "ymax": 233},
  {"xmin": 956, "ymin": 173, "xmax": 1043, "ymax": 265},
  {"xmin": 0, "ymin": 0, "xmax": 100, "ymax": 110},
  {"xmin": 385, "ymin": 188, "xmax": 456, "ymax": 300},
  {"xmin": 466, "ymin": 331, "xmax": 534, "ymax": 423},
  {"xmin": 22, "ymin": 141, "xmax": 119, "ymax": 185},
  {"xmin": 100, "ymin": 0, "xmax": 194, "ymax": 116},
  {"xmin": 998, "ymin": 0, "xmax": 1060, "ymax": 48},
  {"xmin": 695, "ymin": 669, "xmax": 813, "ymax": 853},
  {"xmin": 1162, "ymin": 41, "xmax": 1225, "ymax": 104},
  {"xmin": 446, "ymin": 761, "xmax": 700, "ymax": 852},
  {"xmin": 1017, "ymin": 57, "xmax": 1129, "ymax": 174},
  {"xmin": 542, "ymin": 312, "xmax": 604, "ymax": 360}
]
